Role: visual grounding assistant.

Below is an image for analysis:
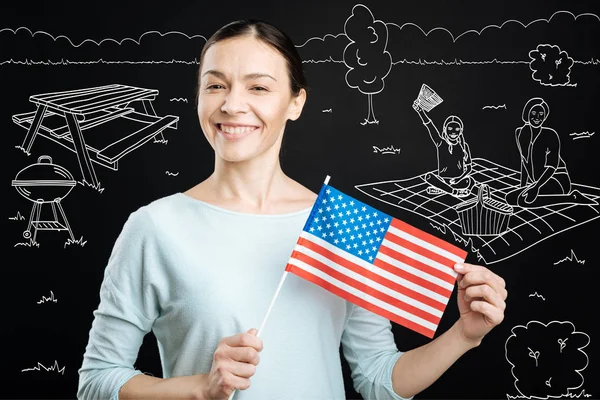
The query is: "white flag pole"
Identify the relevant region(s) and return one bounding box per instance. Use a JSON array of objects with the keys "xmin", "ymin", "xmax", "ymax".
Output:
[{"xmin": 228, "ymin": 175, "xmax": 330, "ymax": 400}]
